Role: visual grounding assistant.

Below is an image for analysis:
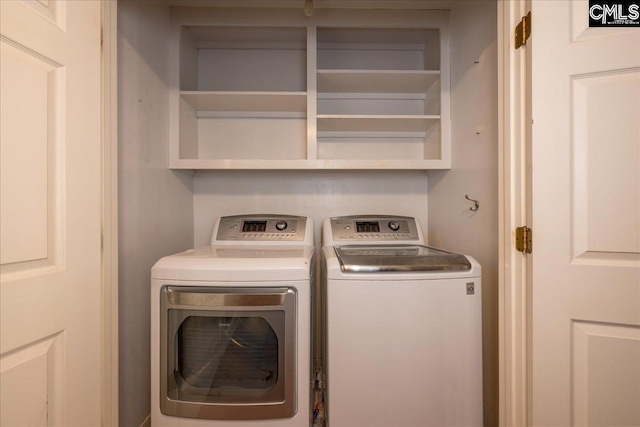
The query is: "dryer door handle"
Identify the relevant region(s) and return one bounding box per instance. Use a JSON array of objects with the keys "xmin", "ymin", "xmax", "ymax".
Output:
[{"xmin": 164, "ymin": 286, "xmax": 294, "ymax": 308}]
